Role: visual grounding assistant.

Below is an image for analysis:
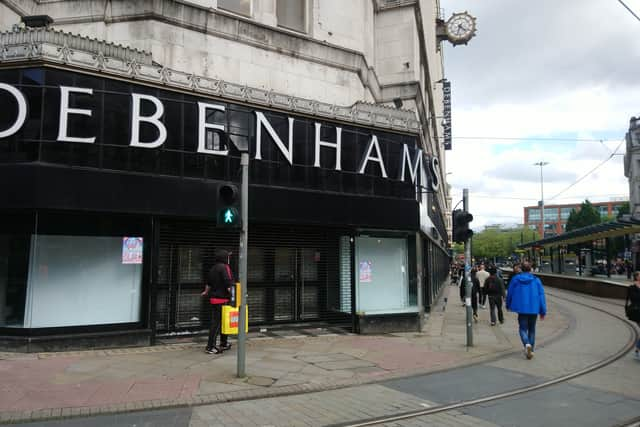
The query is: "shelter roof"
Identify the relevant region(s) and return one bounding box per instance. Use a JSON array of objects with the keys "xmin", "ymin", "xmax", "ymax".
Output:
[{"xmin": 518, "ymin": 217, "xmax": 640, "ymax": 248}]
